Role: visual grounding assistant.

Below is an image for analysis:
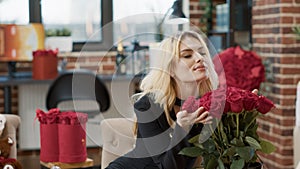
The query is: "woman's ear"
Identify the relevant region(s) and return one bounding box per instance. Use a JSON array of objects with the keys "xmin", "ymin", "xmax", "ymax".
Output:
[
  {"xmin": 170, "ymin": 71, "xmax": 175, "ymax": 77},
  {"xmin": 169, "ymin": 65, "xmax": 175, "ymax": 77}
]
